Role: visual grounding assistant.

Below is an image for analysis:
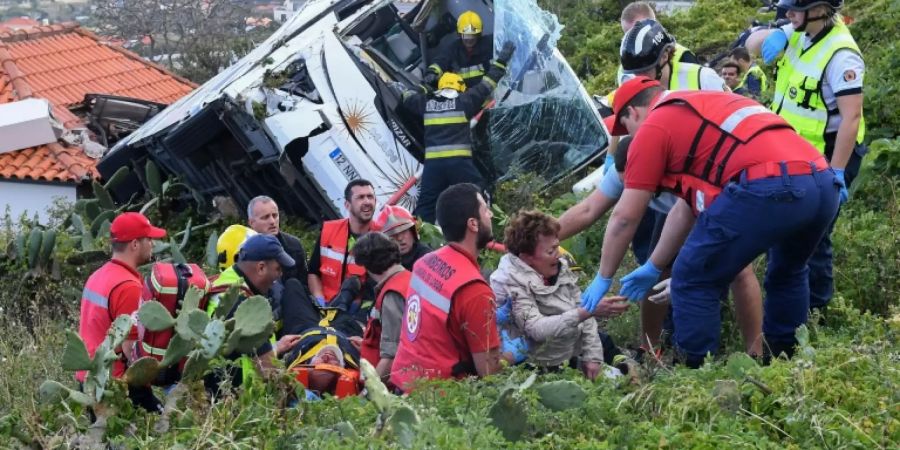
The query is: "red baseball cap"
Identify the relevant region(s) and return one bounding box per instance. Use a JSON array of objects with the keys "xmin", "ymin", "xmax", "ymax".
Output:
[
  {"xmin": 110, "ymin": 212, "xmax": 167, "ymax": 242},
  {"xmin": 609, "ymin": 76, "xmax": 662, "ymax": 136}
]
